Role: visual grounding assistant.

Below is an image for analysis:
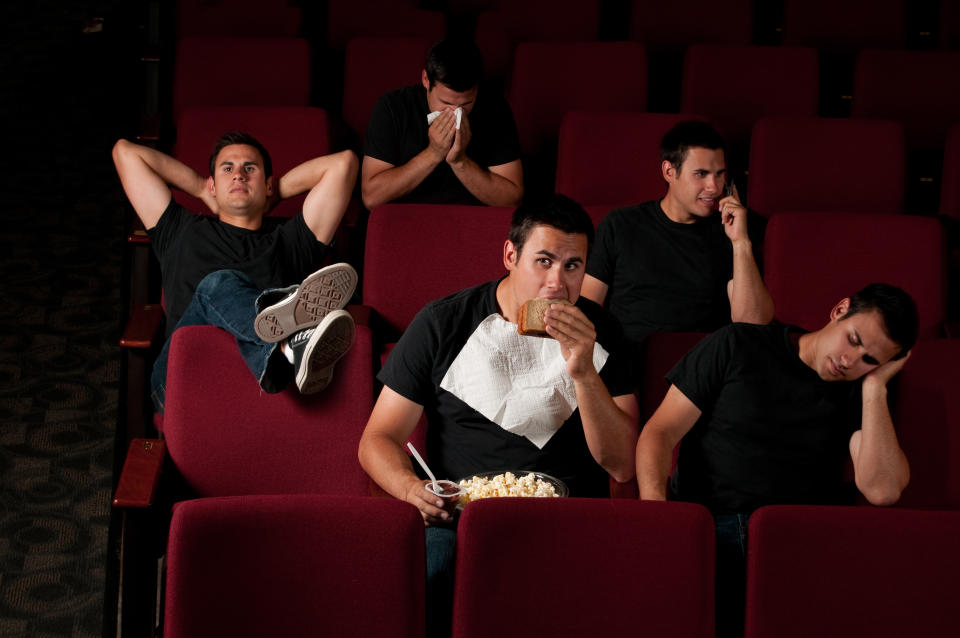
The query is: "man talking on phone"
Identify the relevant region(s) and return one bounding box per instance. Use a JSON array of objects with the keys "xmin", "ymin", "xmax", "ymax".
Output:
[{"xmin": 580, "ymin": 121, "xmax": 773, "ymax": 345}]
